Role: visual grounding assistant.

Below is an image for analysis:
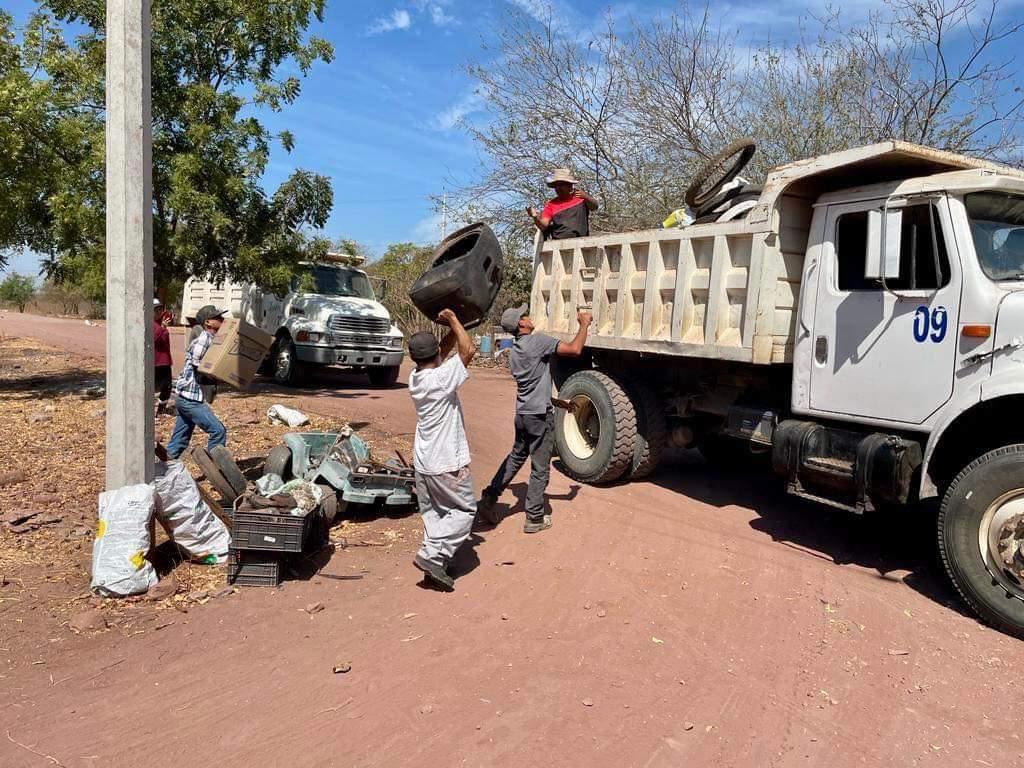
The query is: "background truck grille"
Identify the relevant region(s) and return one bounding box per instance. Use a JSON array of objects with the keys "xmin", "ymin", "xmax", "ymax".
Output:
[{"xmin": 328, "ymin": 315, "xmax": 390, "ymax": 336}]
